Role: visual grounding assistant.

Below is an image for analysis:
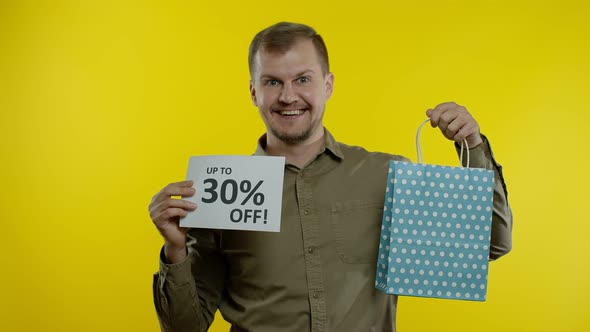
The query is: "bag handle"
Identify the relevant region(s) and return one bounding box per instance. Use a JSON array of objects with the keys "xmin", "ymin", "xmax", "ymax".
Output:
[{"xmin": 416, "ymin": 118, "xmax": 470, "ymax": 168}]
